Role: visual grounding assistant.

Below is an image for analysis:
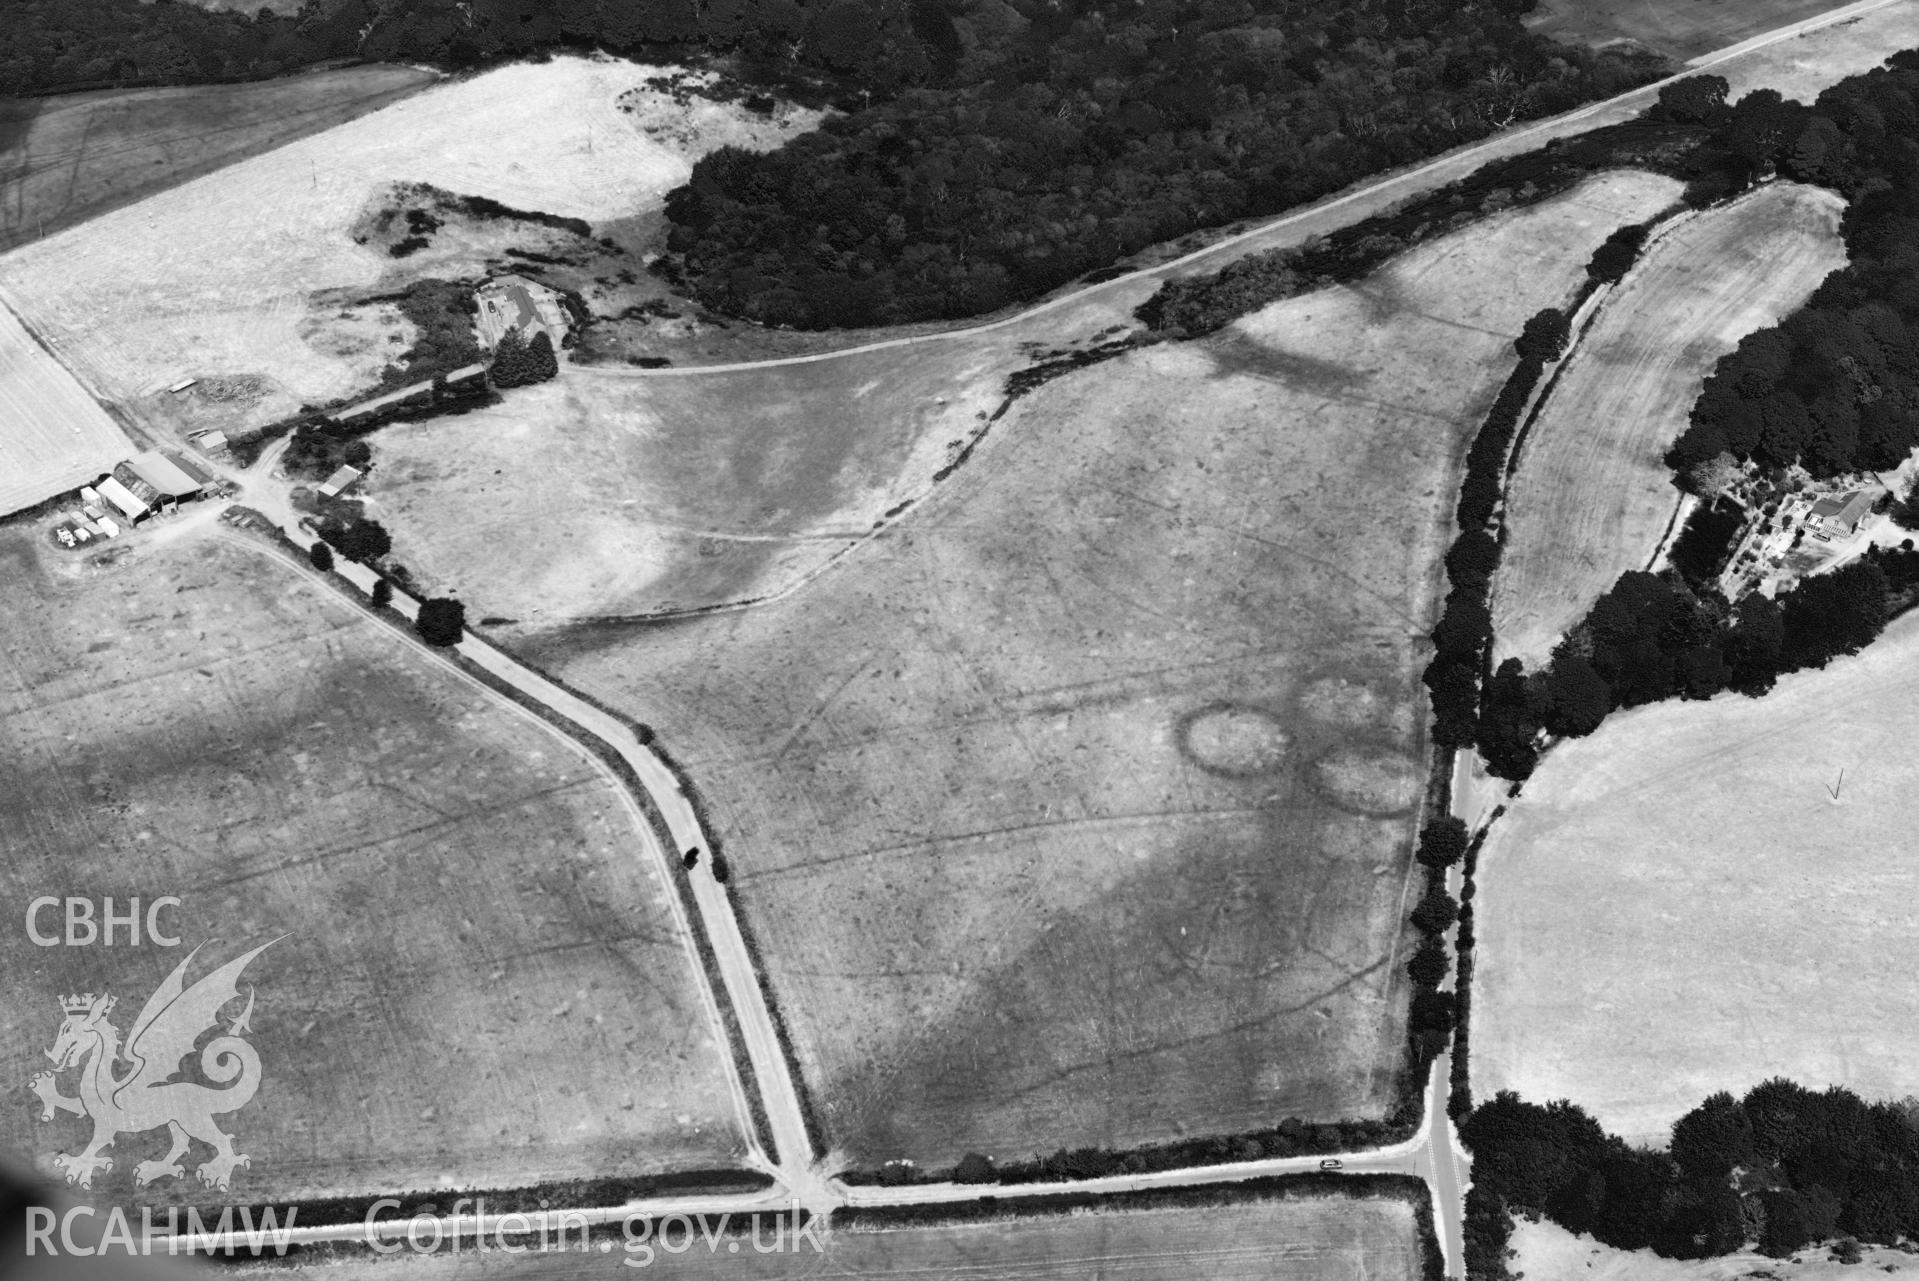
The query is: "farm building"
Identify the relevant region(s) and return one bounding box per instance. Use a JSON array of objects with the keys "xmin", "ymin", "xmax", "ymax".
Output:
[
  {"xmin": 1808, "ymin": 490, "xmax": 1874, "ymax": 540},
  {"xmin": 317, "ymin": 465, "xmax": 363, "ymax": 499},
  {"xmin": 98, "ymin": 451, "xmax": 207, "ymax": 522},
  {"xmin": 475, "ymin": 274, "xmax": 569, "ymax": 351}
]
